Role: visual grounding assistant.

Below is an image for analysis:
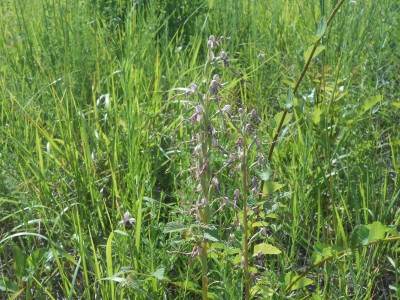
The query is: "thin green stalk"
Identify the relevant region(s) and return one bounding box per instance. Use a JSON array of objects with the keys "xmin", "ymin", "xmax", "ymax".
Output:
[
  {"xmin": 198, "ymin": 73, "xmax": 213, "ymax": 300},
  {"xmin": 241, "ymin": 134, "xmax": 250, "ymax": 300},
  {"xmin": 201, "ymin": 242, "xmax": 209, "ymax": 300},
  {"xmin": 267, "ymin": 0, "xmax": 346, "ymax": 162},
  {"xmin": 259, "ymin": 0, "xmax": 347, "ymax": 212}
]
